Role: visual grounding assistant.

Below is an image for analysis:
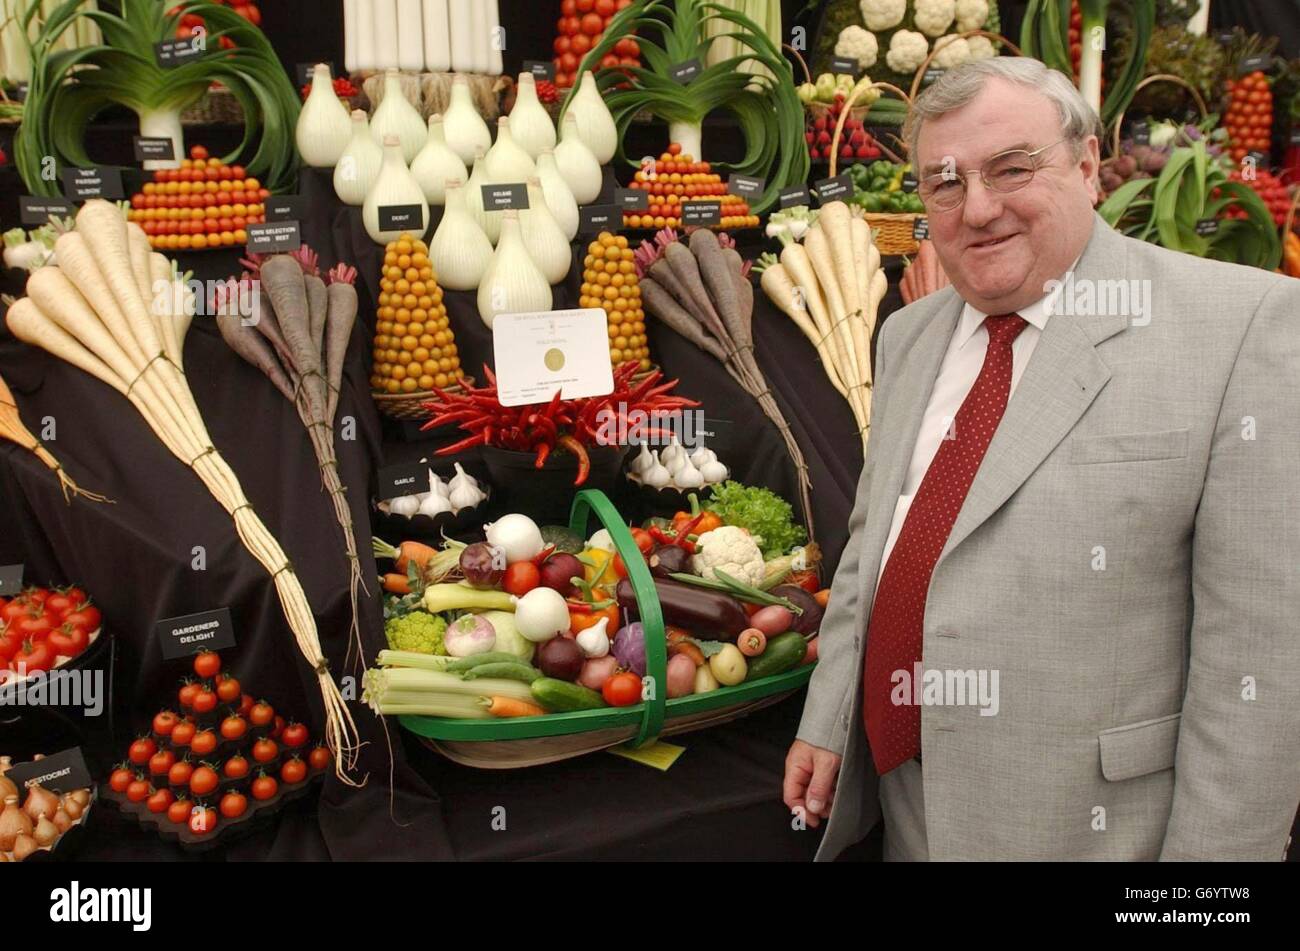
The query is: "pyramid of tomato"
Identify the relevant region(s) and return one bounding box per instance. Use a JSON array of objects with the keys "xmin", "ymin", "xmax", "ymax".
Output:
[
  {"xmin": 552, "ymin": 0, "xmax": 642, "ymax": 89},
  {"xmin": 127, "ymin": 146, "xmax": 270, "ymax": 252}
]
